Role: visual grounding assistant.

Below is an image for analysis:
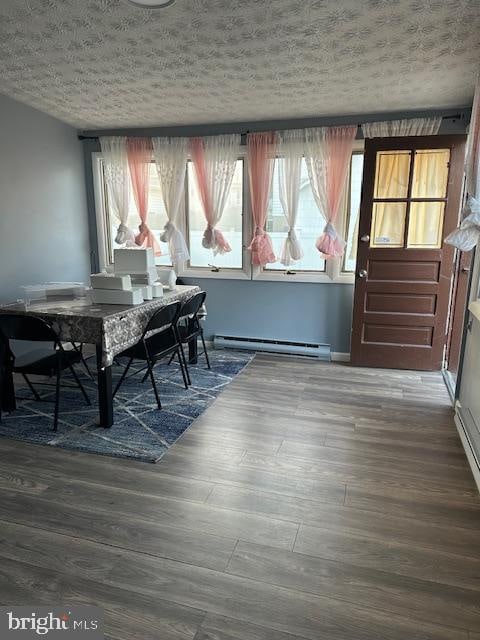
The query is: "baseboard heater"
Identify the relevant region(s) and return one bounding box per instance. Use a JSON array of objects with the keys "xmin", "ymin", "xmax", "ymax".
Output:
[{"xmin": 213, "ymin": 334, "xmax": 331, "ymax": 360}]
